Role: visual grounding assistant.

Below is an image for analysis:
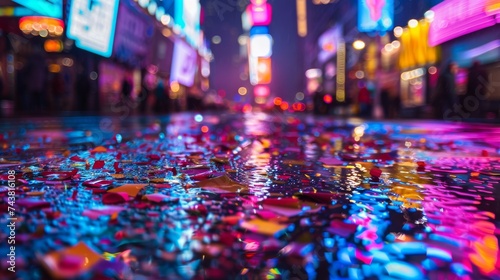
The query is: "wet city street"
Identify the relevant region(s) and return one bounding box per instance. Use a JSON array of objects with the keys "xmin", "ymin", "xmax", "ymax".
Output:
[{"xmin": 1, "ymin": 113, "xmax": 500, "ymax": 279}]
